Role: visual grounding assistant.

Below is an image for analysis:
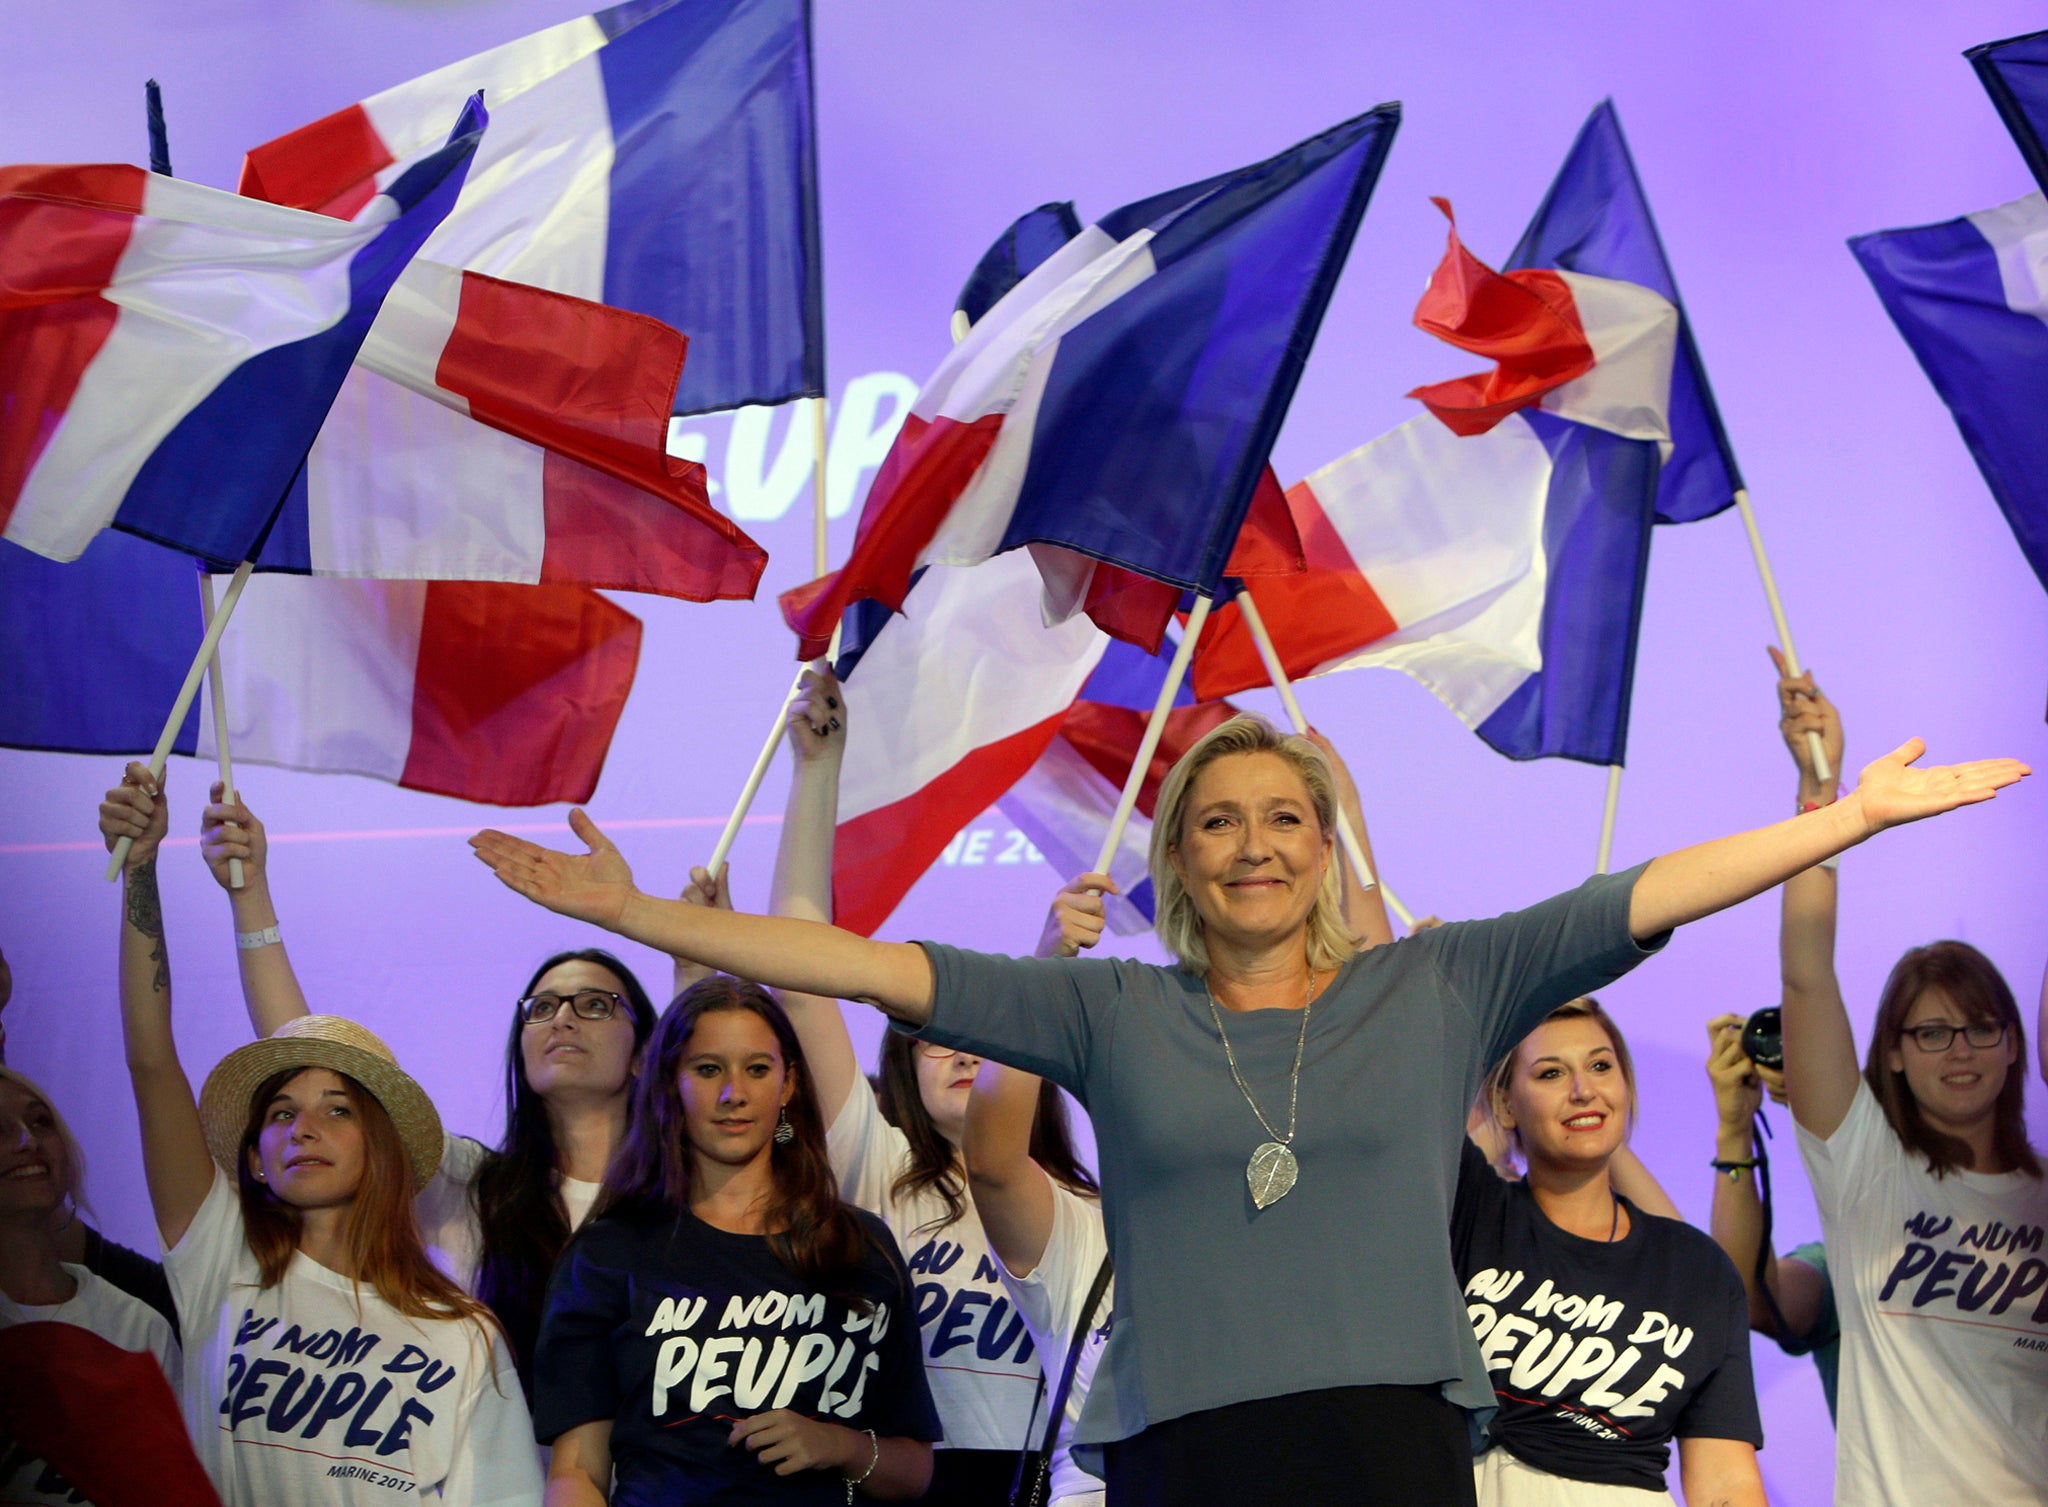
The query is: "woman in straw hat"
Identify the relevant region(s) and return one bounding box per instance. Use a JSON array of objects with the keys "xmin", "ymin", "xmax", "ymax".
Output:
[
  {"xmin": 100, "ymin": 764, "xmax": 542, "ymax": 1507},
  {"xmin": 193, "ymin": 779, "xmax": 665, "ymax": 1393},
  {"xmin": 472, "ymin": 714, "xmax": 2026, "ymax": 1507}
]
